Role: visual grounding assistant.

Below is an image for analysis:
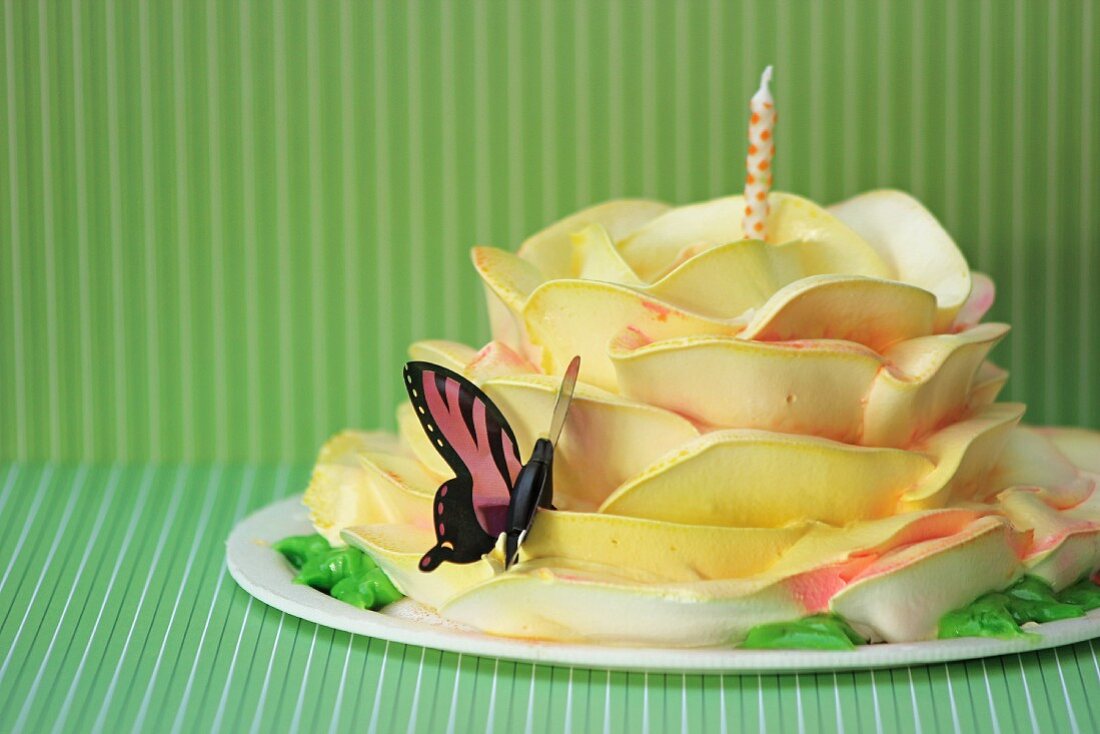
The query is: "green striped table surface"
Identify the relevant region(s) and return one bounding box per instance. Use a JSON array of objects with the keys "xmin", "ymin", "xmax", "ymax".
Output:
[{"xmin": 1, "ymin": 462, "xmax": 1098, "ymax": 734}]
